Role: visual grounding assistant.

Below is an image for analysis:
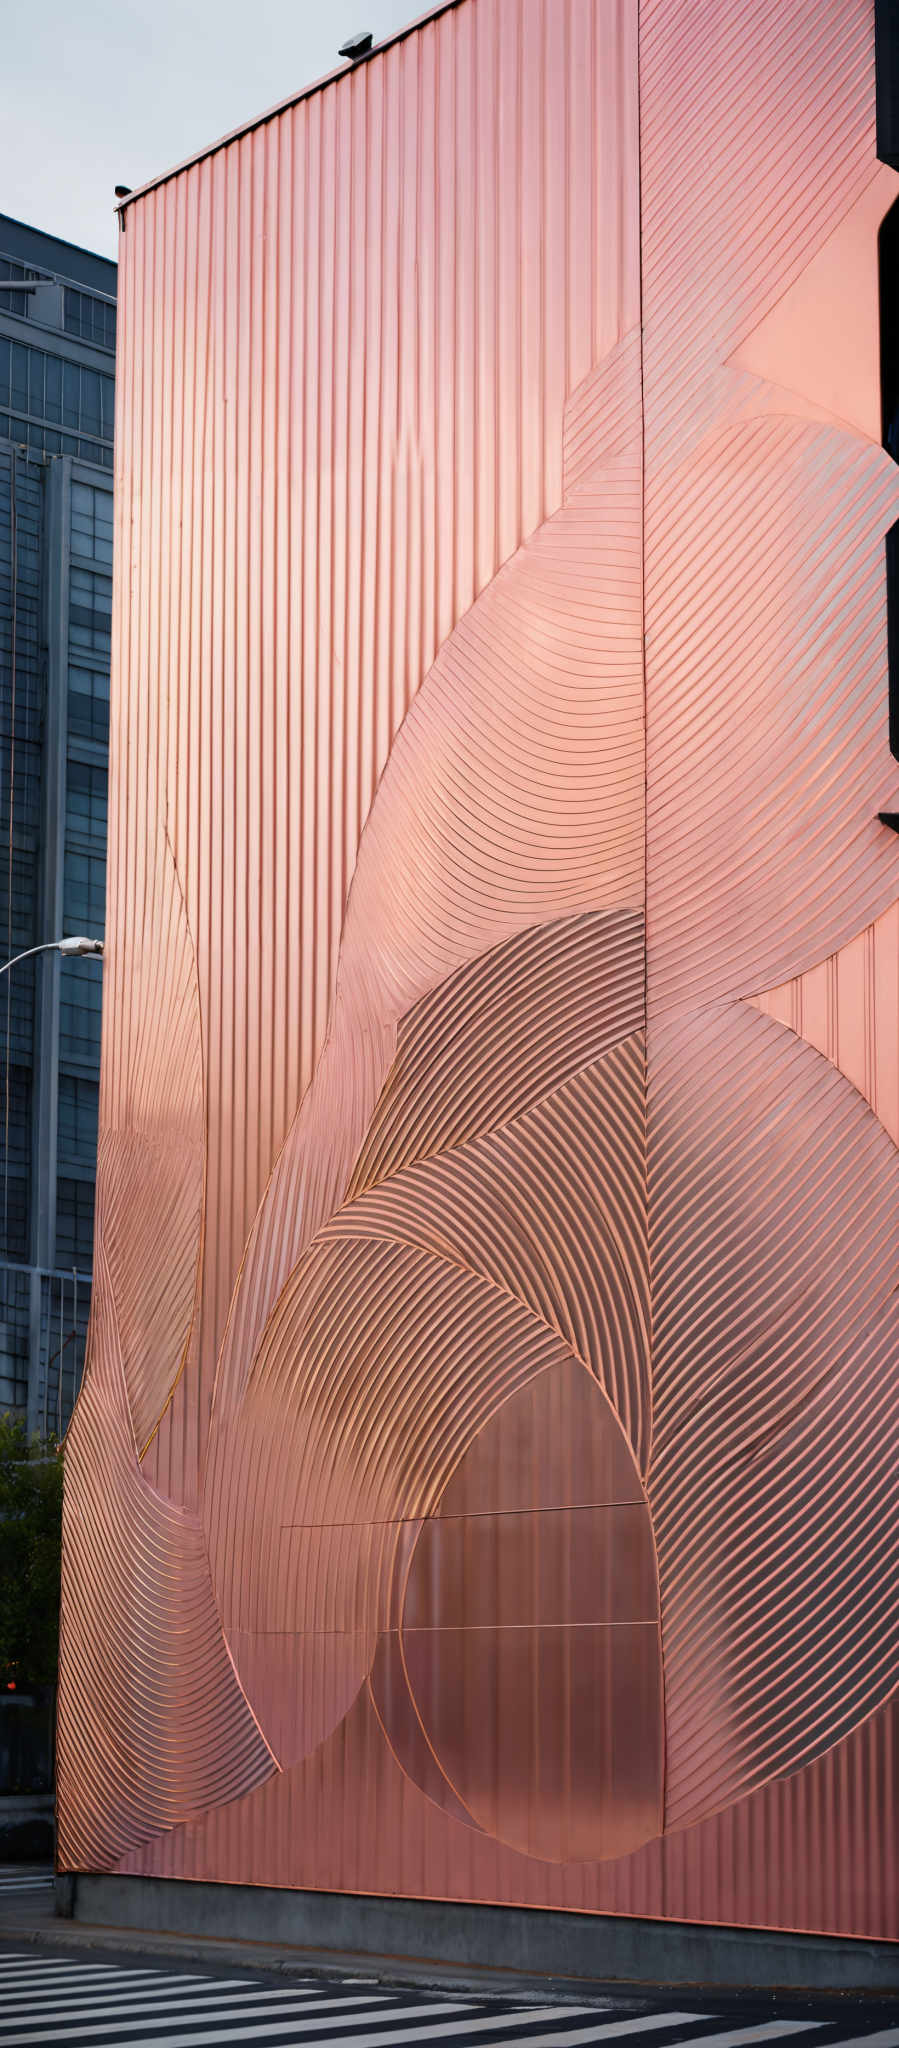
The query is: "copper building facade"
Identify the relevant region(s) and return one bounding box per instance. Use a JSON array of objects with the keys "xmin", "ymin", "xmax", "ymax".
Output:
[{"xmin": 59, "ymin": 0, "xmax": 899, "ymax": 1944}]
